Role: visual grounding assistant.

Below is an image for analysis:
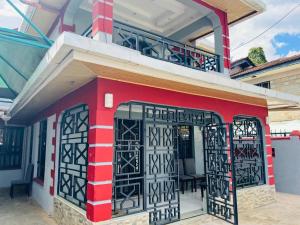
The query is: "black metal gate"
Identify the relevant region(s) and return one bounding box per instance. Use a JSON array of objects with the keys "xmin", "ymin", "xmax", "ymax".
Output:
[
  {"xmin": 144, "ymin": 105, "xmax": 180, "ymax": 225},
  {"xmin": 58, "ymin": 104, "xmax": 89, "ymax": 209},
  {"xmin": 203, "ymin": 124, "xmax": 238, "ymax": 225},
  {"xmin": 113, "ymin": 102, "xmax": 235, "ymax": 225}
]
